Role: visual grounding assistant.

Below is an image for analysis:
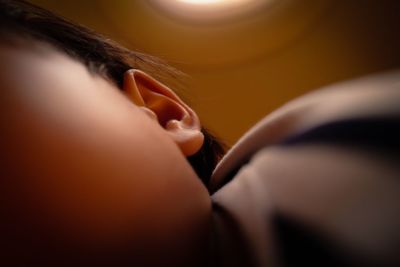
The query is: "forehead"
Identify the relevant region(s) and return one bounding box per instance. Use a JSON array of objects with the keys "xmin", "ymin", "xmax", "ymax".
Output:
[
  {"xmin": 0, "ymin": 40, "xmax": 114, "ymax": 94},
  {"xmin": 0, "ymin": 40, "xmax": 139, "ymax": 162},
  {"xmin": 0, "ymin": 41, "xmax": 126, "ymax": 135}
]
